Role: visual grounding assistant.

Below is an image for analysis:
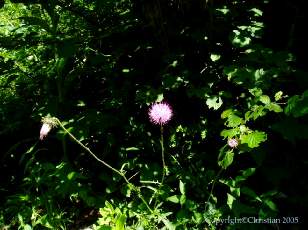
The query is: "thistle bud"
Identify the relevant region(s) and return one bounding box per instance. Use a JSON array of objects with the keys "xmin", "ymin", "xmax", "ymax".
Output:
[
  {"xmin": 228, "ymin": 138, "xmax": 239, "ymax": 148},
  {"xmin": 39, "ymin": 117, "xmax": 58, "ymax": 140},
  {"xmin": 40, "ymin": 123, "xmax": 52, "ymax": 140}
]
